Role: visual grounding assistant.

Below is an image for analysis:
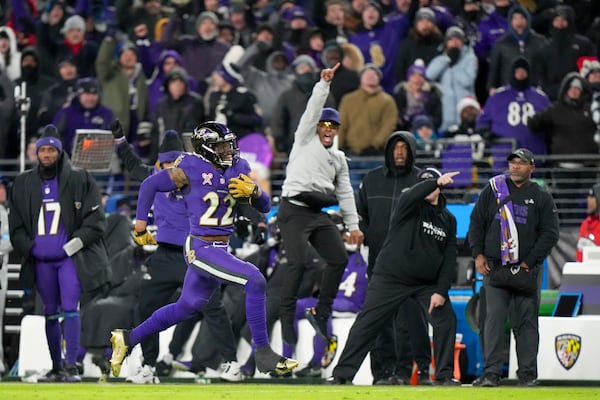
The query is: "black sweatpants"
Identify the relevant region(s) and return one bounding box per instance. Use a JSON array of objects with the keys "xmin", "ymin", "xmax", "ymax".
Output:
[
  {"xmin": 277, "ymin": 200, "xmax": 348, "ymax": 345},
  {"xmin": 333, "ymin": 273, "xmax": 457, "ymax": 382}
]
